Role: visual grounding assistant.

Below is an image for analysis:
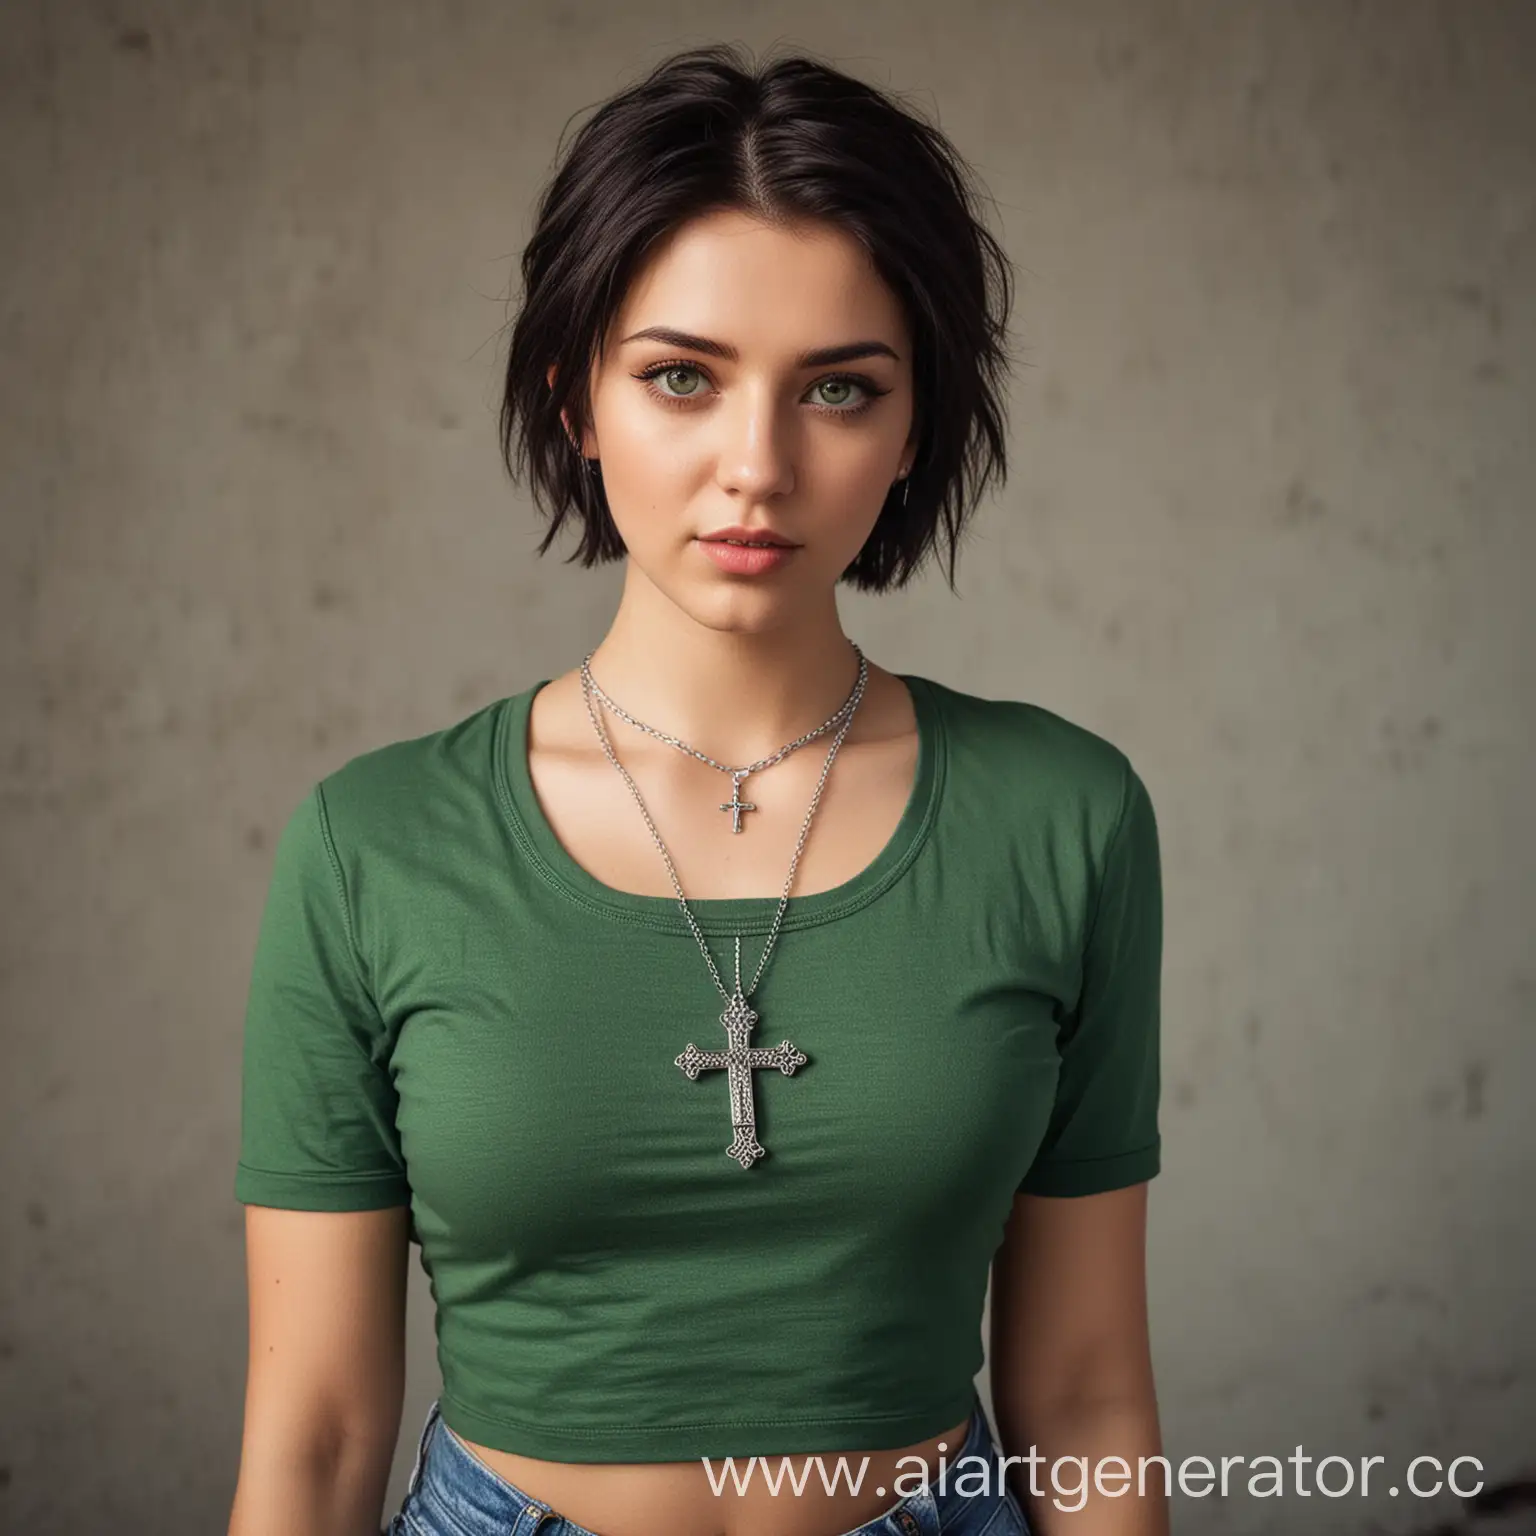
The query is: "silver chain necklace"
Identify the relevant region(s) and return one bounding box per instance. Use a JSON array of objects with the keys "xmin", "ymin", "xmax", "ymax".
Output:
[
  {"xmin": 580, "ymin": 643, "xmax": 870, "ymax": 1168},
  {"xmin": 580, "ymin": 644, "xmax": 865, "ymax": 835}
]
